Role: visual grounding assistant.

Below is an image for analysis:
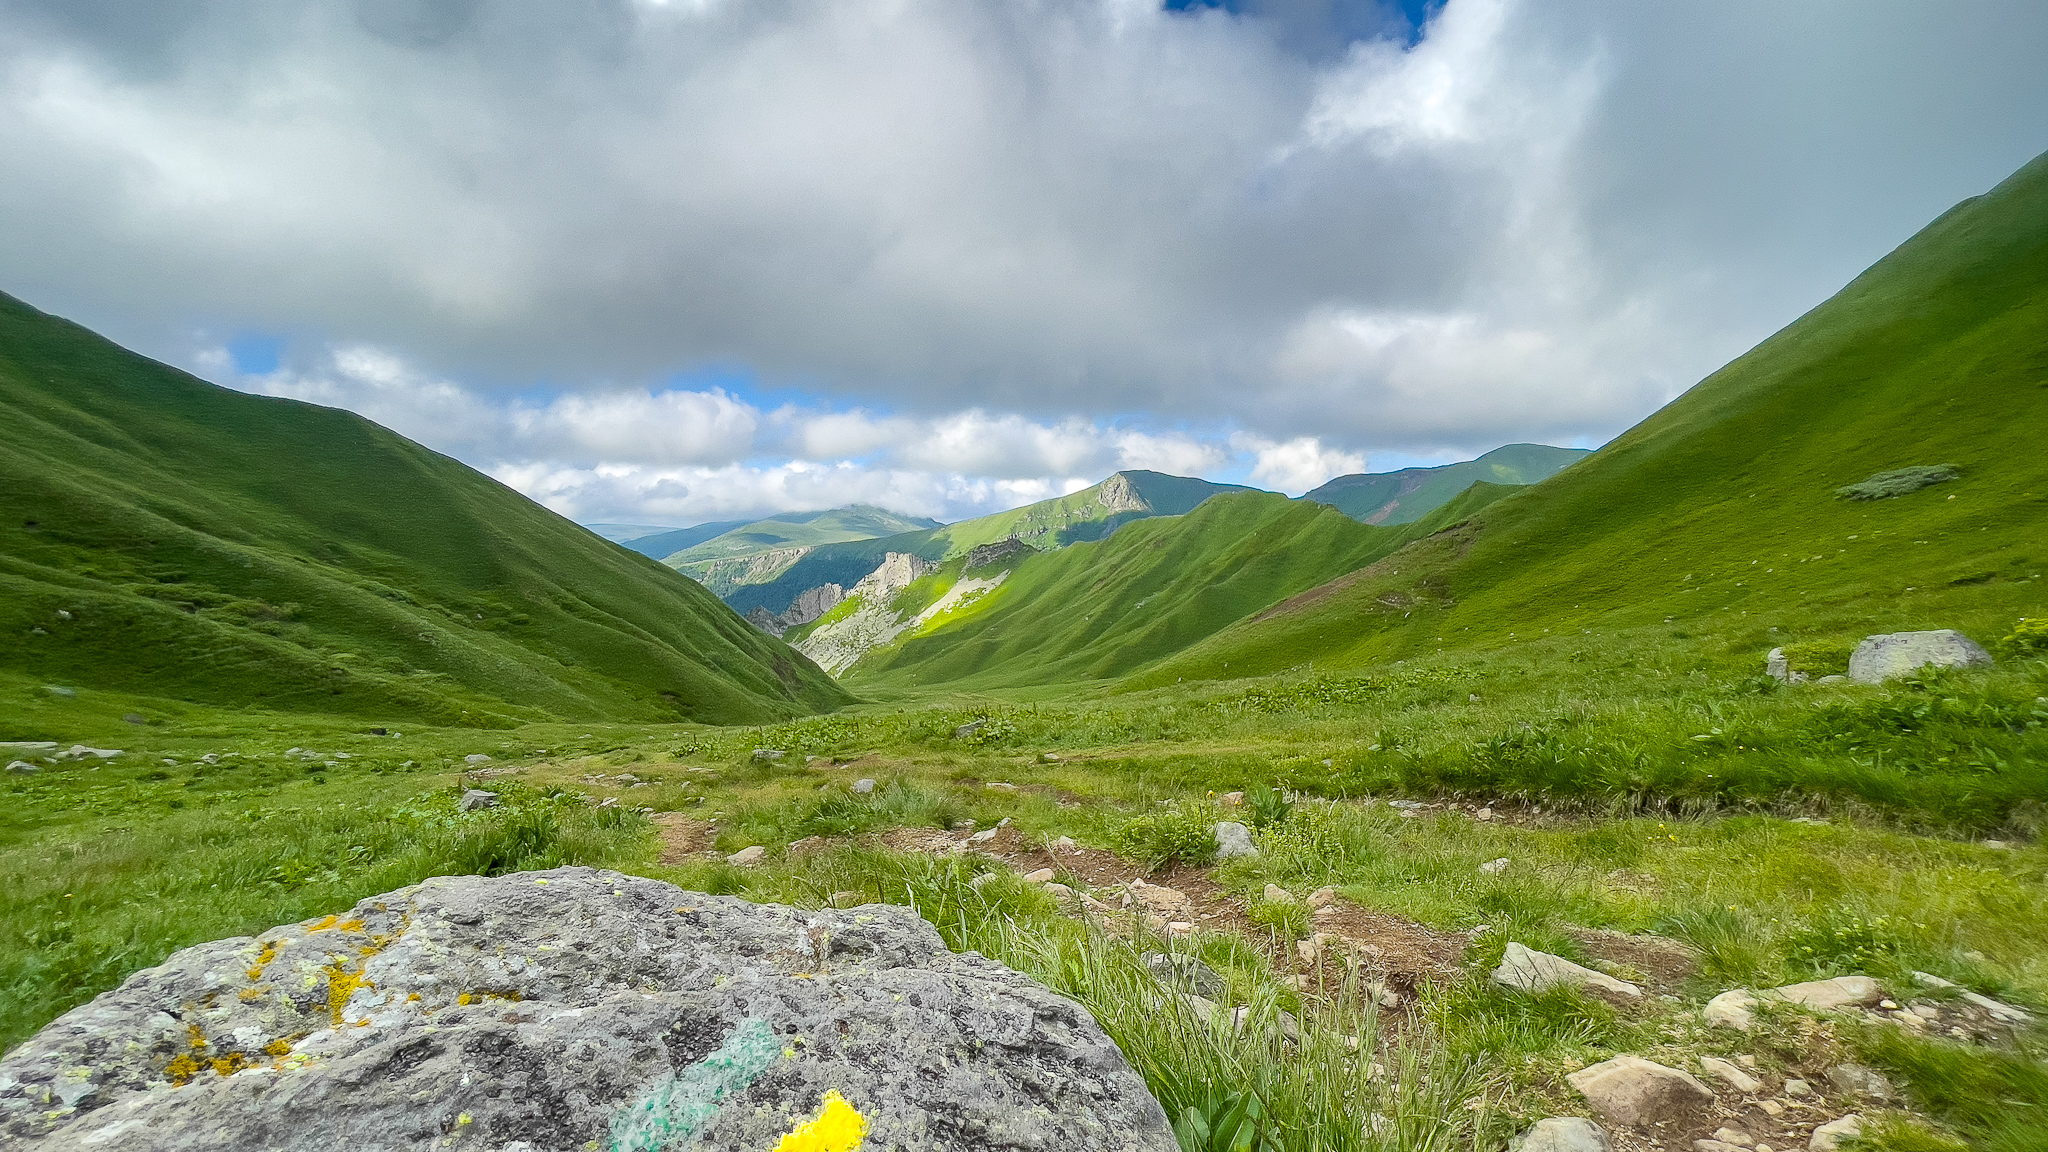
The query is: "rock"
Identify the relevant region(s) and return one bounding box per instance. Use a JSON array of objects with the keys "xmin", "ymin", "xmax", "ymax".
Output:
[
  {"xmin": 1960, "ymin": 990, "xmax": 2034, "ymax": 1025},
  {"xmin": 1507, "ymin": 1116, "xmax": 1613, "ymax": 1152},
  {"xmin": 1218, "ymin": 791, "xmax": 1245, "ymax": 808},
  {"xmin": 42, "ymin": 686, "xmax": 75, "ymax": 698},
  {"xmin": 963, "ymin": 537, "xmax": 1038, "ymax": 570},
  {"xmin": 1141, "ymin": 951, "xmax": 1225, "ymax": 999},
  {"xmin": 1041, "ymin": 753, "xmax": 1060, "ymax": 762},
  {"xmin": 1711, "ymin": 1126, "xmax": 1756, "ymax": 1147},
  {"xmin": 1784, "ymin": 1079, "xmax": 1815, "ymax": 1099},
  {"xmin": 852, "ymin": 778, "xmax": 876, "ymax": 794},
  {"xmin": 1771, "ymin": 975, "xmax": 1883, "ymax": 1011},
  {"xmin": 5, "ymin": 761, "xmax": 37, "ymax": 774},
  {"xmin": 984, "ymin": 782, "xmax": 1018, "ymax": 794},
  {"xmin": 120, "ymin": 713, "xmax": 148, "ymax": 726},
  {"xmin": 1565, "ymin": 1056, "xmax": 1714, "ymax": 1127},
  {"xmin": 1694, "ymin": 1142, "xmax": 1745, "ymax": 1152},
  {"xmin": 1698, "ymin": 1056, "xmax": 1762, "ymax": 1094},
  {"xmin": 1493, "ymin": 942, "xmax": 1643, "ymax": 999},
  {"xmin": 0, "ymin": 742, "xmax": 57, "ymax": 755},
  {"xmin": 1122, "ymin": 880, "xmax": 1193, "ymax": 921},
  {"xmin": 954, "ymin": 720, "xmax": 987, "ymax": 740},
  {"xmin": 726, "ymin": 845, "xmax": 766, "ymax": 866},
  {"xmin": 1305, "ymin": 886, "xmax": 1340, "ymax": 910},
  {"xmin": 1816, "ymin": 675, "xmax": 1847, "ymax": 685},
  {"xmin": 1808, "ymin": 1115, "xmax": 1863, "ymax": 1152},
  {"xmin": 0, "ymin": 867, "xmax": 1174, "ymax": 1150},
  {"xmin": 1767, "ymin": 648, "xmax": 1791, "ymax": 683},
  {"xmin": 1022, "ymin": 869, "xmax": 1055, "ymax": 883},
  {"xmin": 1052, "ymin": 836, "xmax": 1077, "ymax": 851},
  {"xmin": 1703, "ymin": 990, "xmax": 1759, "ymax": 1029},
  {"xmin": 1758, "ymin": 1100, "xmax": 1784, "ymax": 1118},
  {"xmin": 463, "ymin": 753, "xmax": 492, "ymax": 765},
  {"xmin": 457, "ymin": 789, "xmax": 500, "ymax": 811},
  {"xmin": 1847, "ymin": 629, "xmax": 1992, "ymax": 684},
  {"xmin": 1262, "ymin": 883, "xmax": 1297, "ymax": 905},
  {"xmin": 751, "ymin": 748, "xmax": 786, "ymax": 761},
  {"xmin": 1212, "ymin": 821, "xmax": 1257, "ymax": 859},
  {"xmin": 1825, "ymin": 1064, "xmax": 1892, "ymax": 1100},
  {"xmin": 1479, "ymin": 857, "xmax": 1512, "ymax": 874}
]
